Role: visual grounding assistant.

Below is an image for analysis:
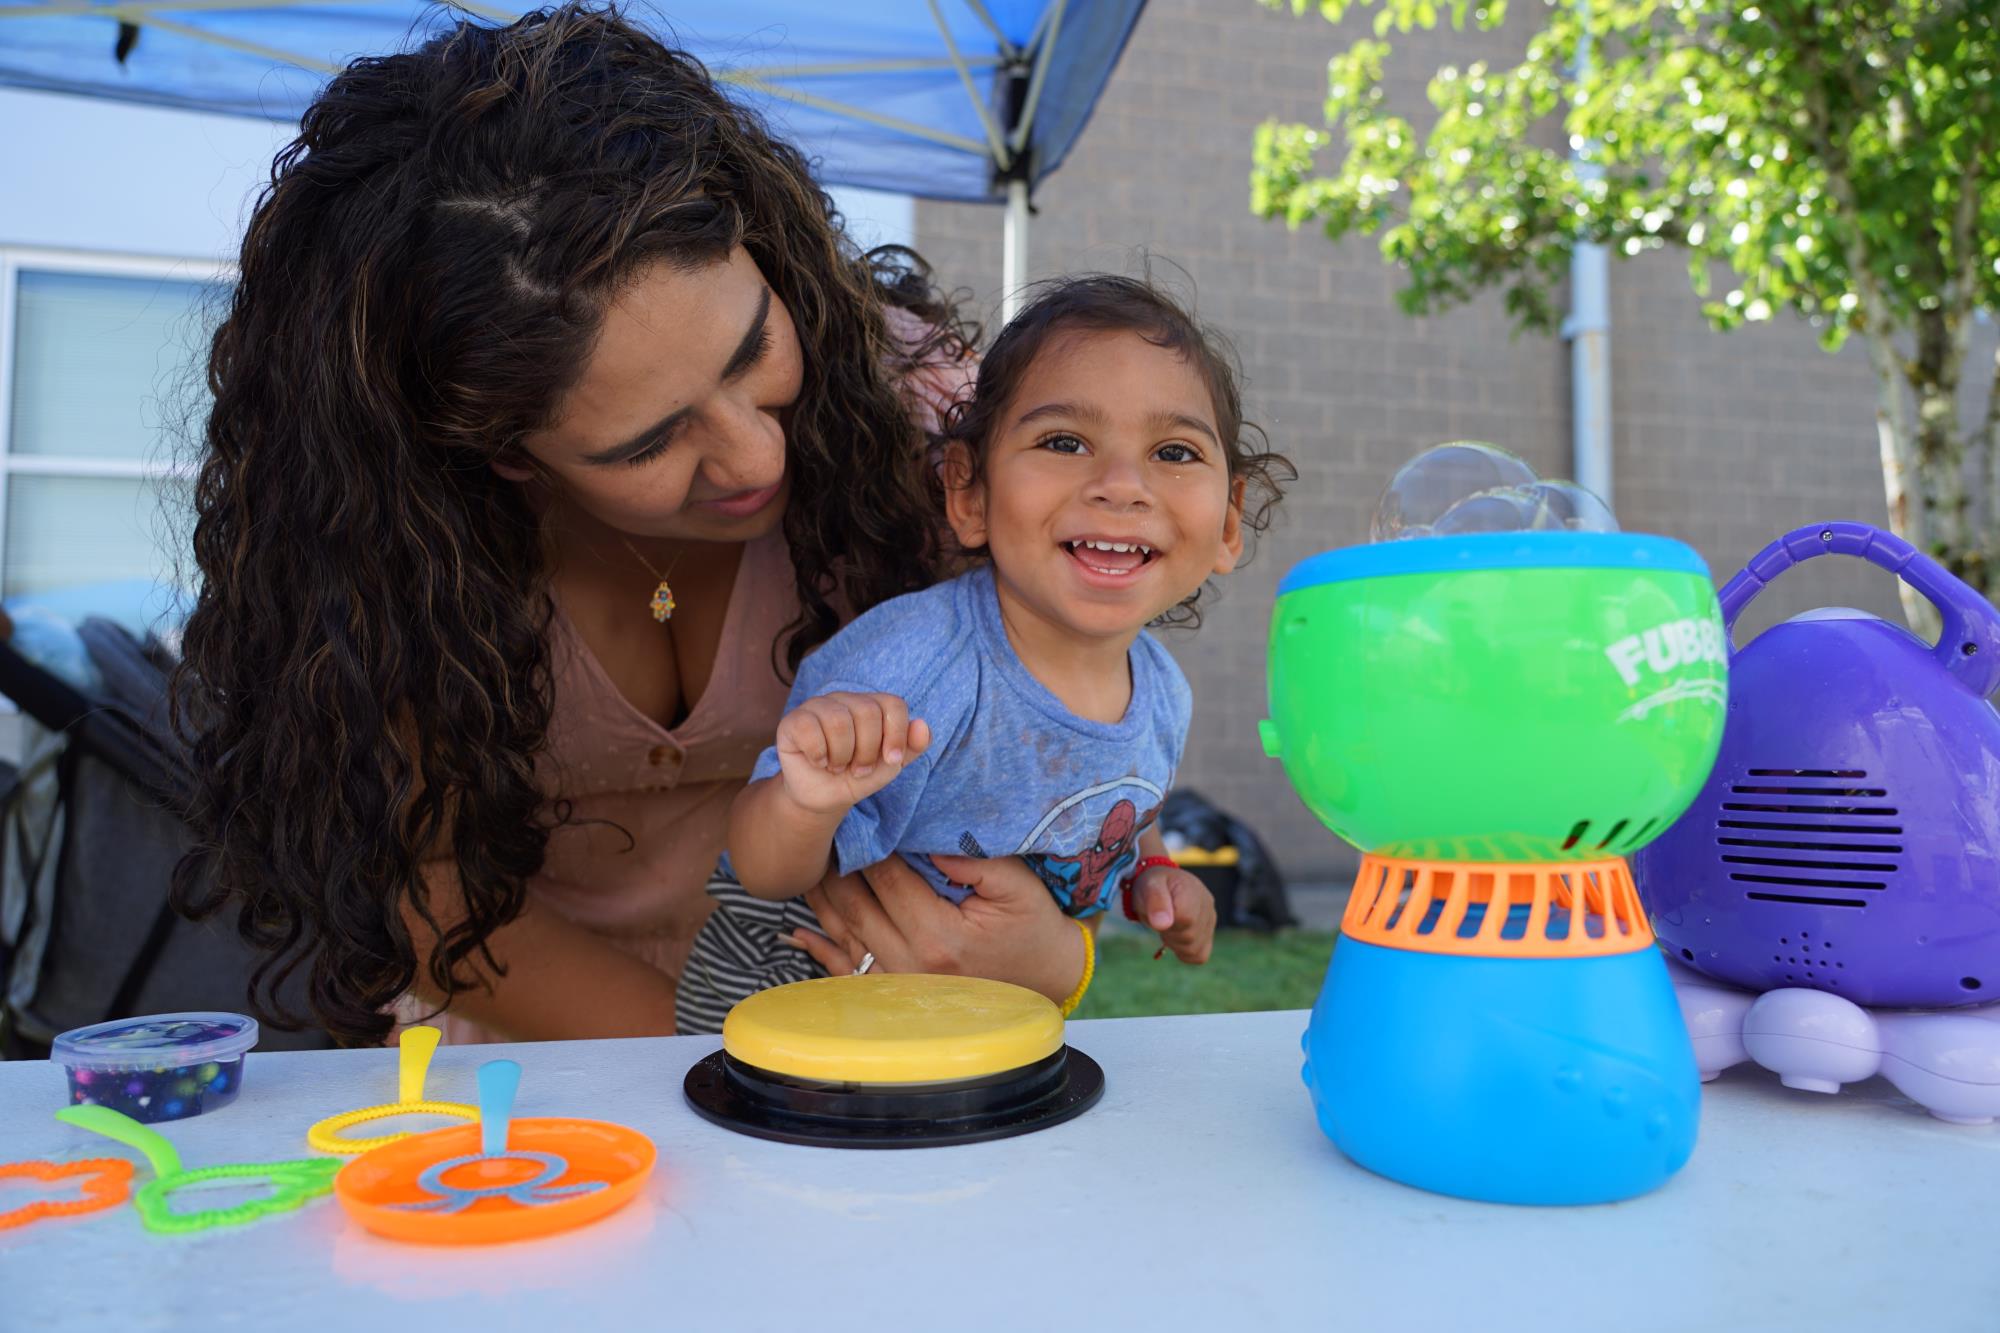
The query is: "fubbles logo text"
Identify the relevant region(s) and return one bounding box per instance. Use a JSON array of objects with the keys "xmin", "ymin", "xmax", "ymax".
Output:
[{"xmin": 1605, "ymin": 616, "xmax": 1728, "ymax": 721}]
